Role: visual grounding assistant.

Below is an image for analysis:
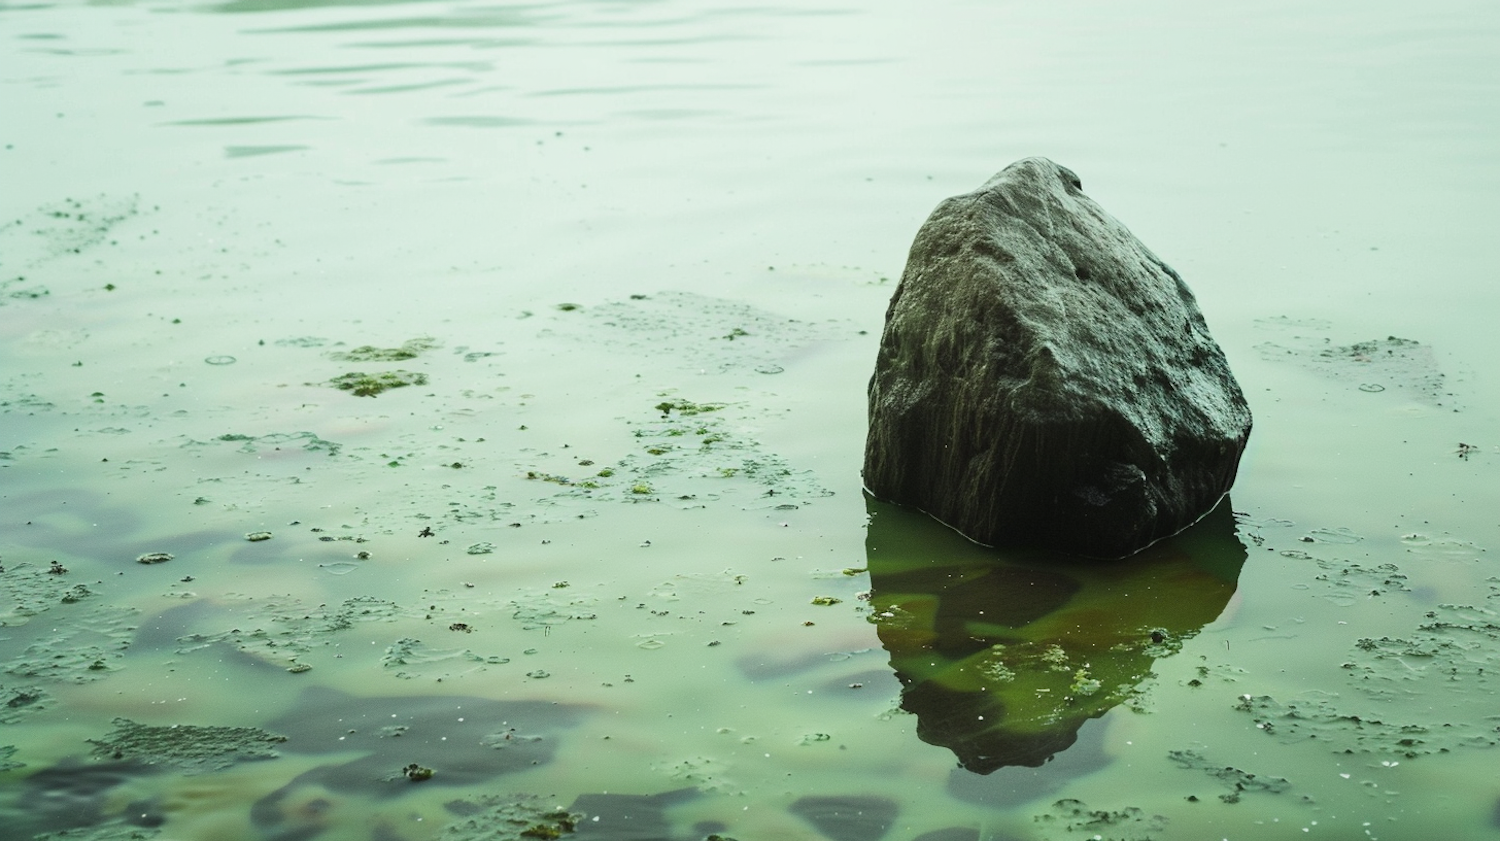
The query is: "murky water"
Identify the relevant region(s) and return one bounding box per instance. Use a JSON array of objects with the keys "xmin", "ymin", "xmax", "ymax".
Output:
[{"xmin": 3, "ymin": 1, "xmax": 1499, "ymax": 839}]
